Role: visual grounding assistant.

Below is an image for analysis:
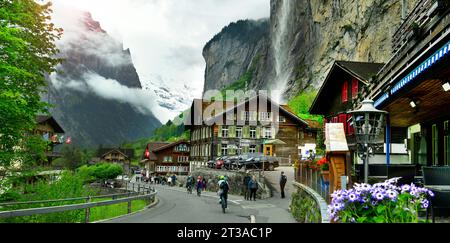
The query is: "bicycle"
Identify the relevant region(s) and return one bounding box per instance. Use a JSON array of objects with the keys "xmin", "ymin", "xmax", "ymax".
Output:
[{"xmin": 219, "ymin": 193, "xmax": 227, "ymax": 213}]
